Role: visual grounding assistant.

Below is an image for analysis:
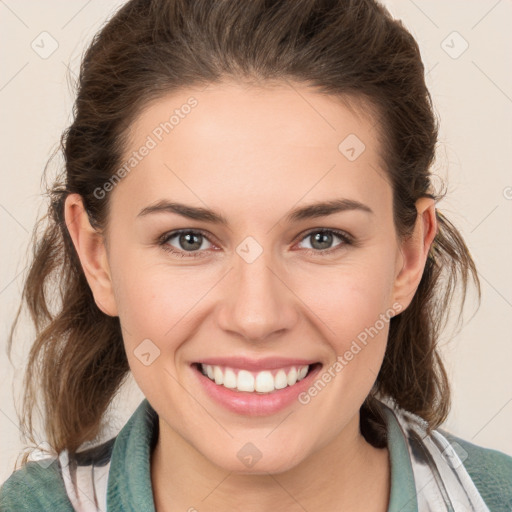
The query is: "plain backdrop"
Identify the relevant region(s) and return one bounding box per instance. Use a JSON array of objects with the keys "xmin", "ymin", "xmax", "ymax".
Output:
[{"xmin": 1, "ymin": 0, "xmax": 511, "ymax": 483}]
